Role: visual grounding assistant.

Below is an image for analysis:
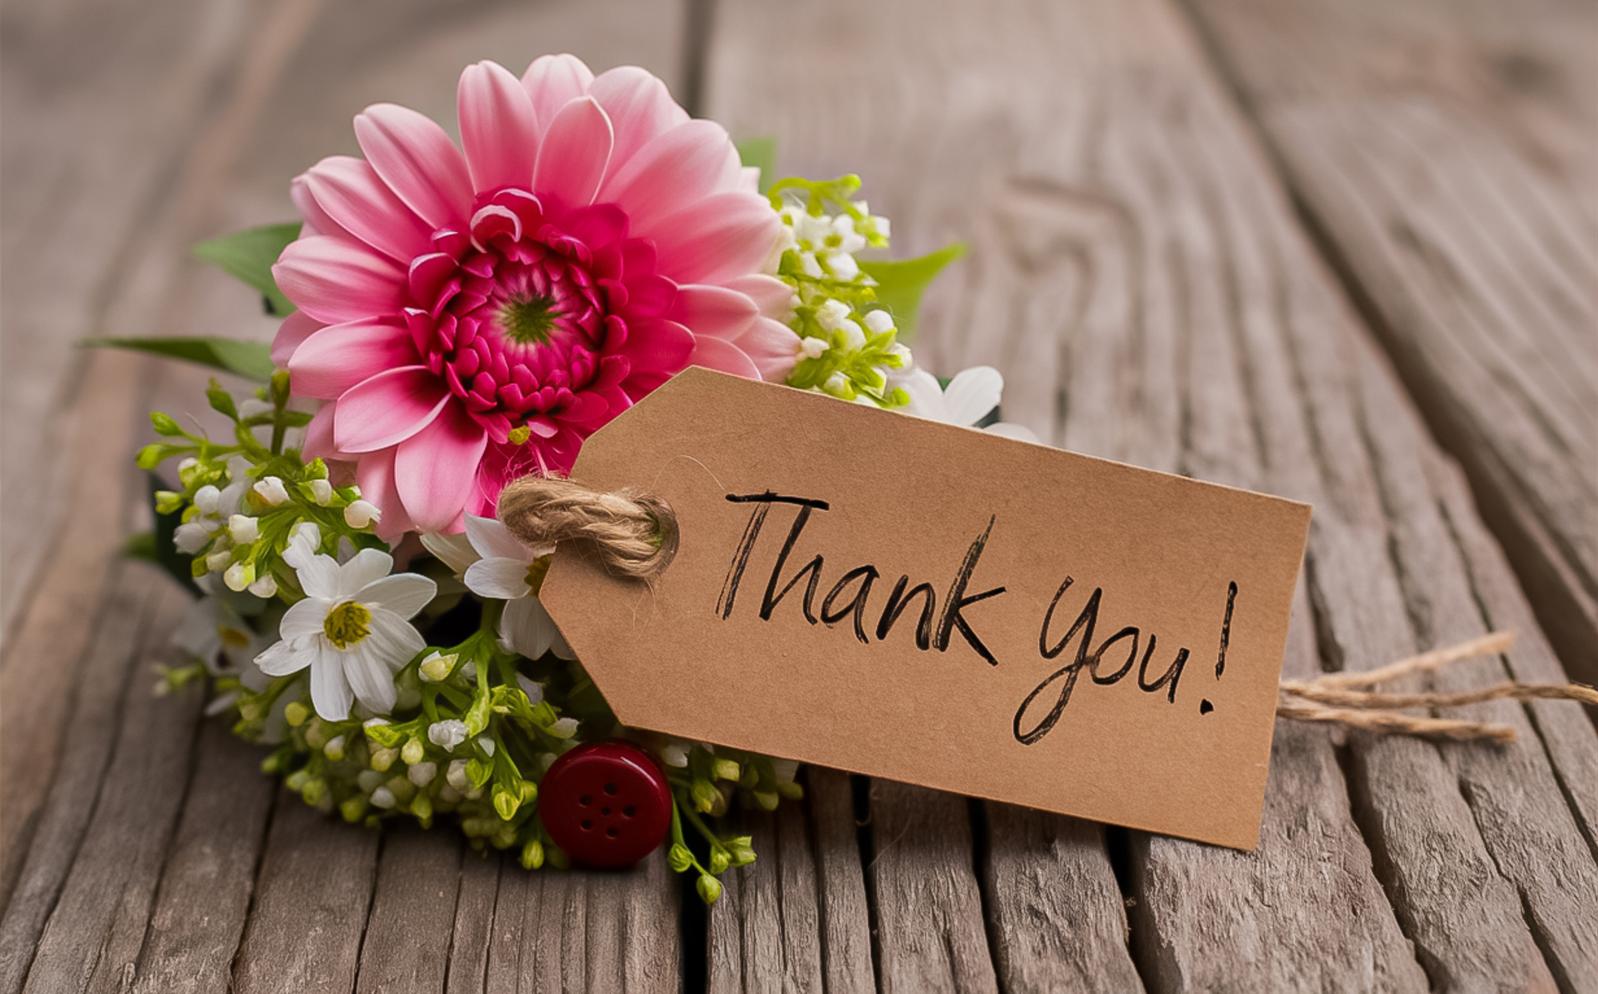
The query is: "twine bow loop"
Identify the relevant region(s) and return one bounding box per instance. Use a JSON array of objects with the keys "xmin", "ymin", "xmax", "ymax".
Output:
[{"xmin": 496, "ymin": 475, "xmax": 678, "ymax": 579}]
